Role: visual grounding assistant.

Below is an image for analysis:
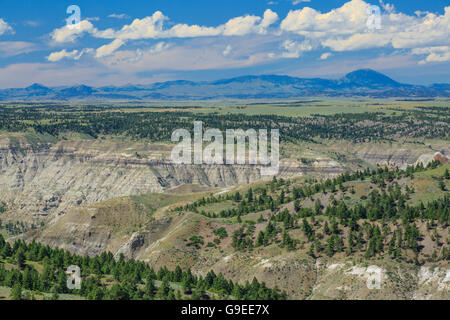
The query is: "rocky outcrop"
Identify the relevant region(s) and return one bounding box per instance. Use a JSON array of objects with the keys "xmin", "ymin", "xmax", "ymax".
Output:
[
  {"xmin": 348, "ymin": 144, "xmax": 450, "ymax": 170},
  {"xmin": 114, "ymin": 232, "xmax": 146, "ymax": 260},
  {"xmin": 0, "ymin": 138, "xmax": 335, "ymax": 223},
  {"xmin": 415, "ymin": 152, "xmax": 449, "ymax": 167},
  {"xmin": 1, "ymin": 137, "xmax": 448, "ymax": 224}
]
